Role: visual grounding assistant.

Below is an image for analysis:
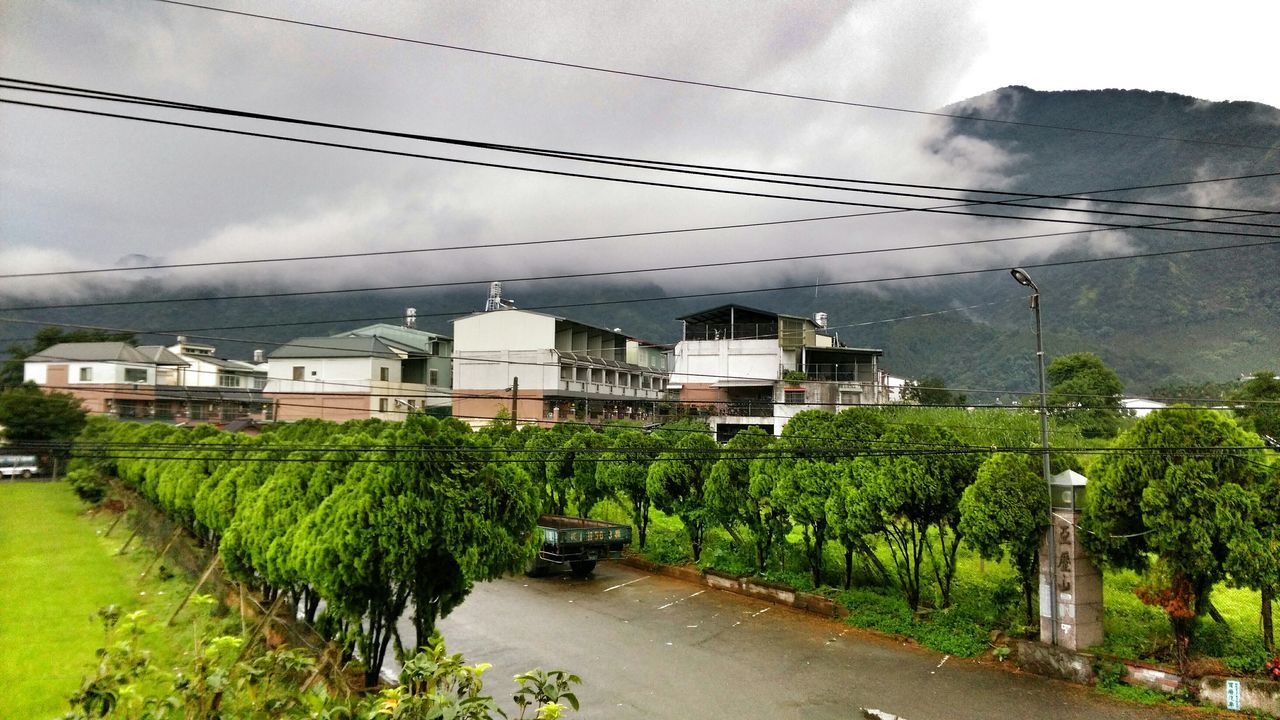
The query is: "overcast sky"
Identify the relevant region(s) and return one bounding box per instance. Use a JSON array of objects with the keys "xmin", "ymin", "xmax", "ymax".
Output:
[{"xmin": 1, "ymin": 0, "xmax": 1277, "ymax": 309}]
